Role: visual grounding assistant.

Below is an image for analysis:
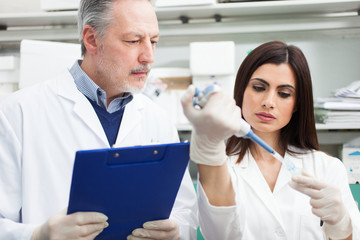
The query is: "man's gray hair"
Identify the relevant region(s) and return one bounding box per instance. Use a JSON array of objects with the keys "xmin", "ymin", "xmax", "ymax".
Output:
[{"xmin": 78, "ymin": 0, "xmax": 114, "ymax": 56}]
